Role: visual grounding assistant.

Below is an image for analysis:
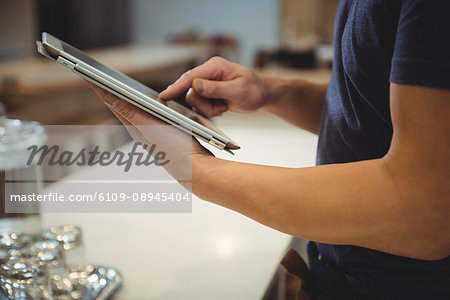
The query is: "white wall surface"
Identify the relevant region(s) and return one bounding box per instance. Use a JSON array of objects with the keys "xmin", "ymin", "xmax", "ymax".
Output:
[{"xmin": 131, "ymin": 0, "xmax": 280, "ymax": 66}]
